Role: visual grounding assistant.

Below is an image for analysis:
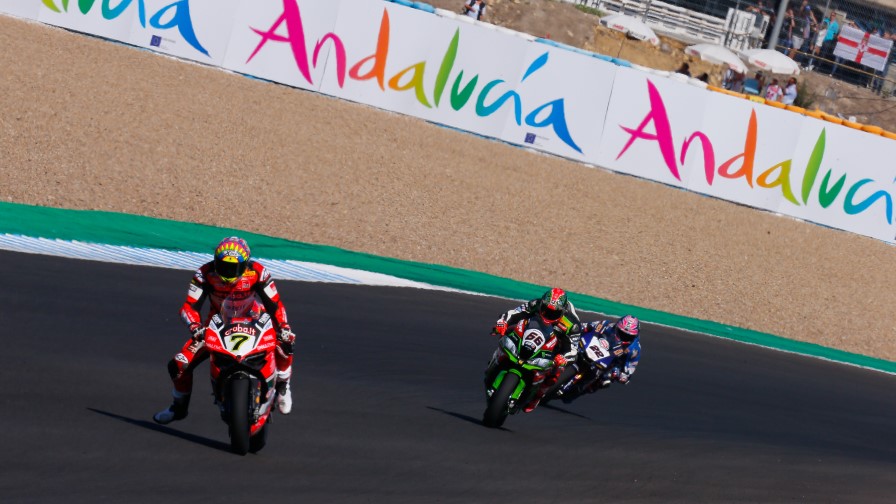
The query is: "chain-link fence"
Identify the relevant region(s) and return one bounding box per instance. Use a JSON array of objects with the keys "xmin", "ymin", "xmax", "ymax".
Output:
[{"xmin": 573, "ymin": 0, "xmax": 896, "ymax": 94}]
